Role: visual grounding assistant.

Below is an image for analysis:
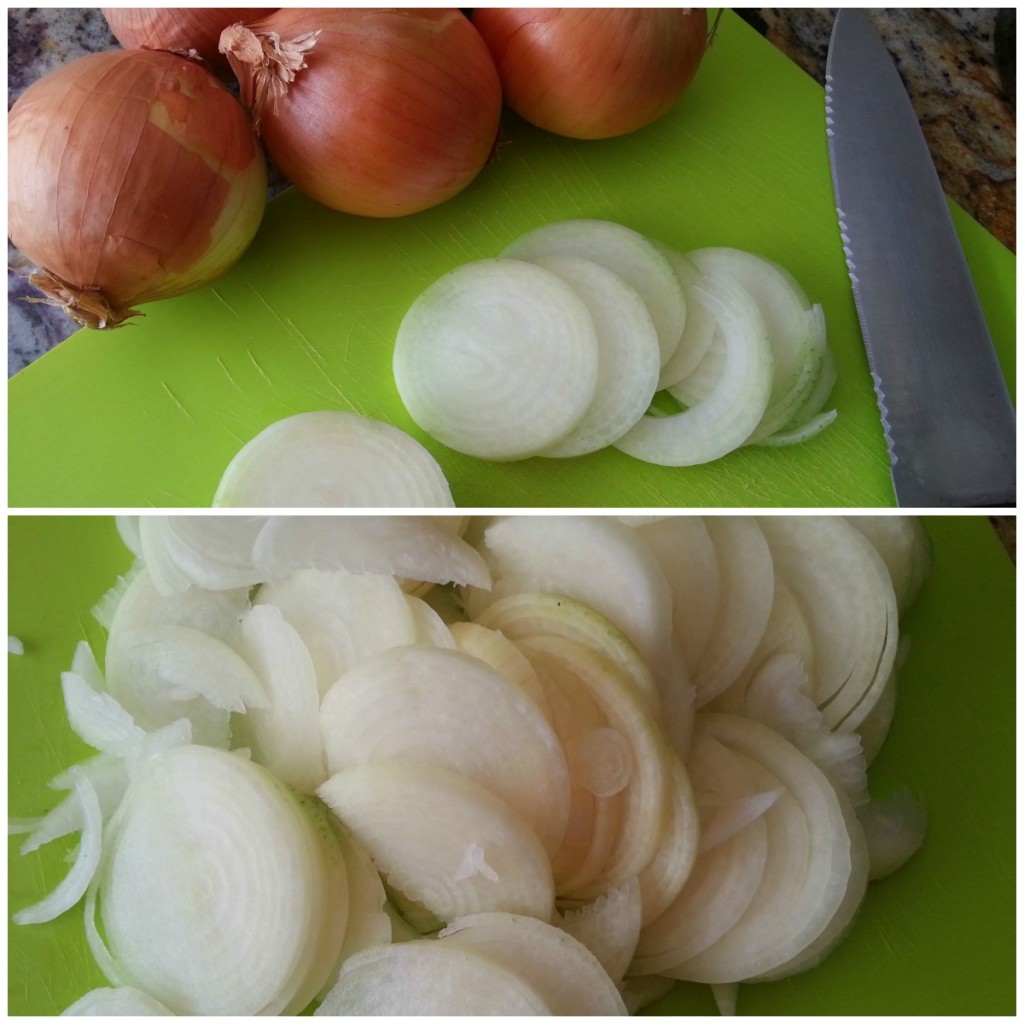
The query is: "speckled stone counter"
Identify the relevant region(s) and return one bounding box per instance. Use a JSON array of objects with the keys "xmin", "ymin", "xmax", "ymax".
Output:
[{"xmin": 7, "ymin": 7, "xmax": 1017, "ymax": 376}]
